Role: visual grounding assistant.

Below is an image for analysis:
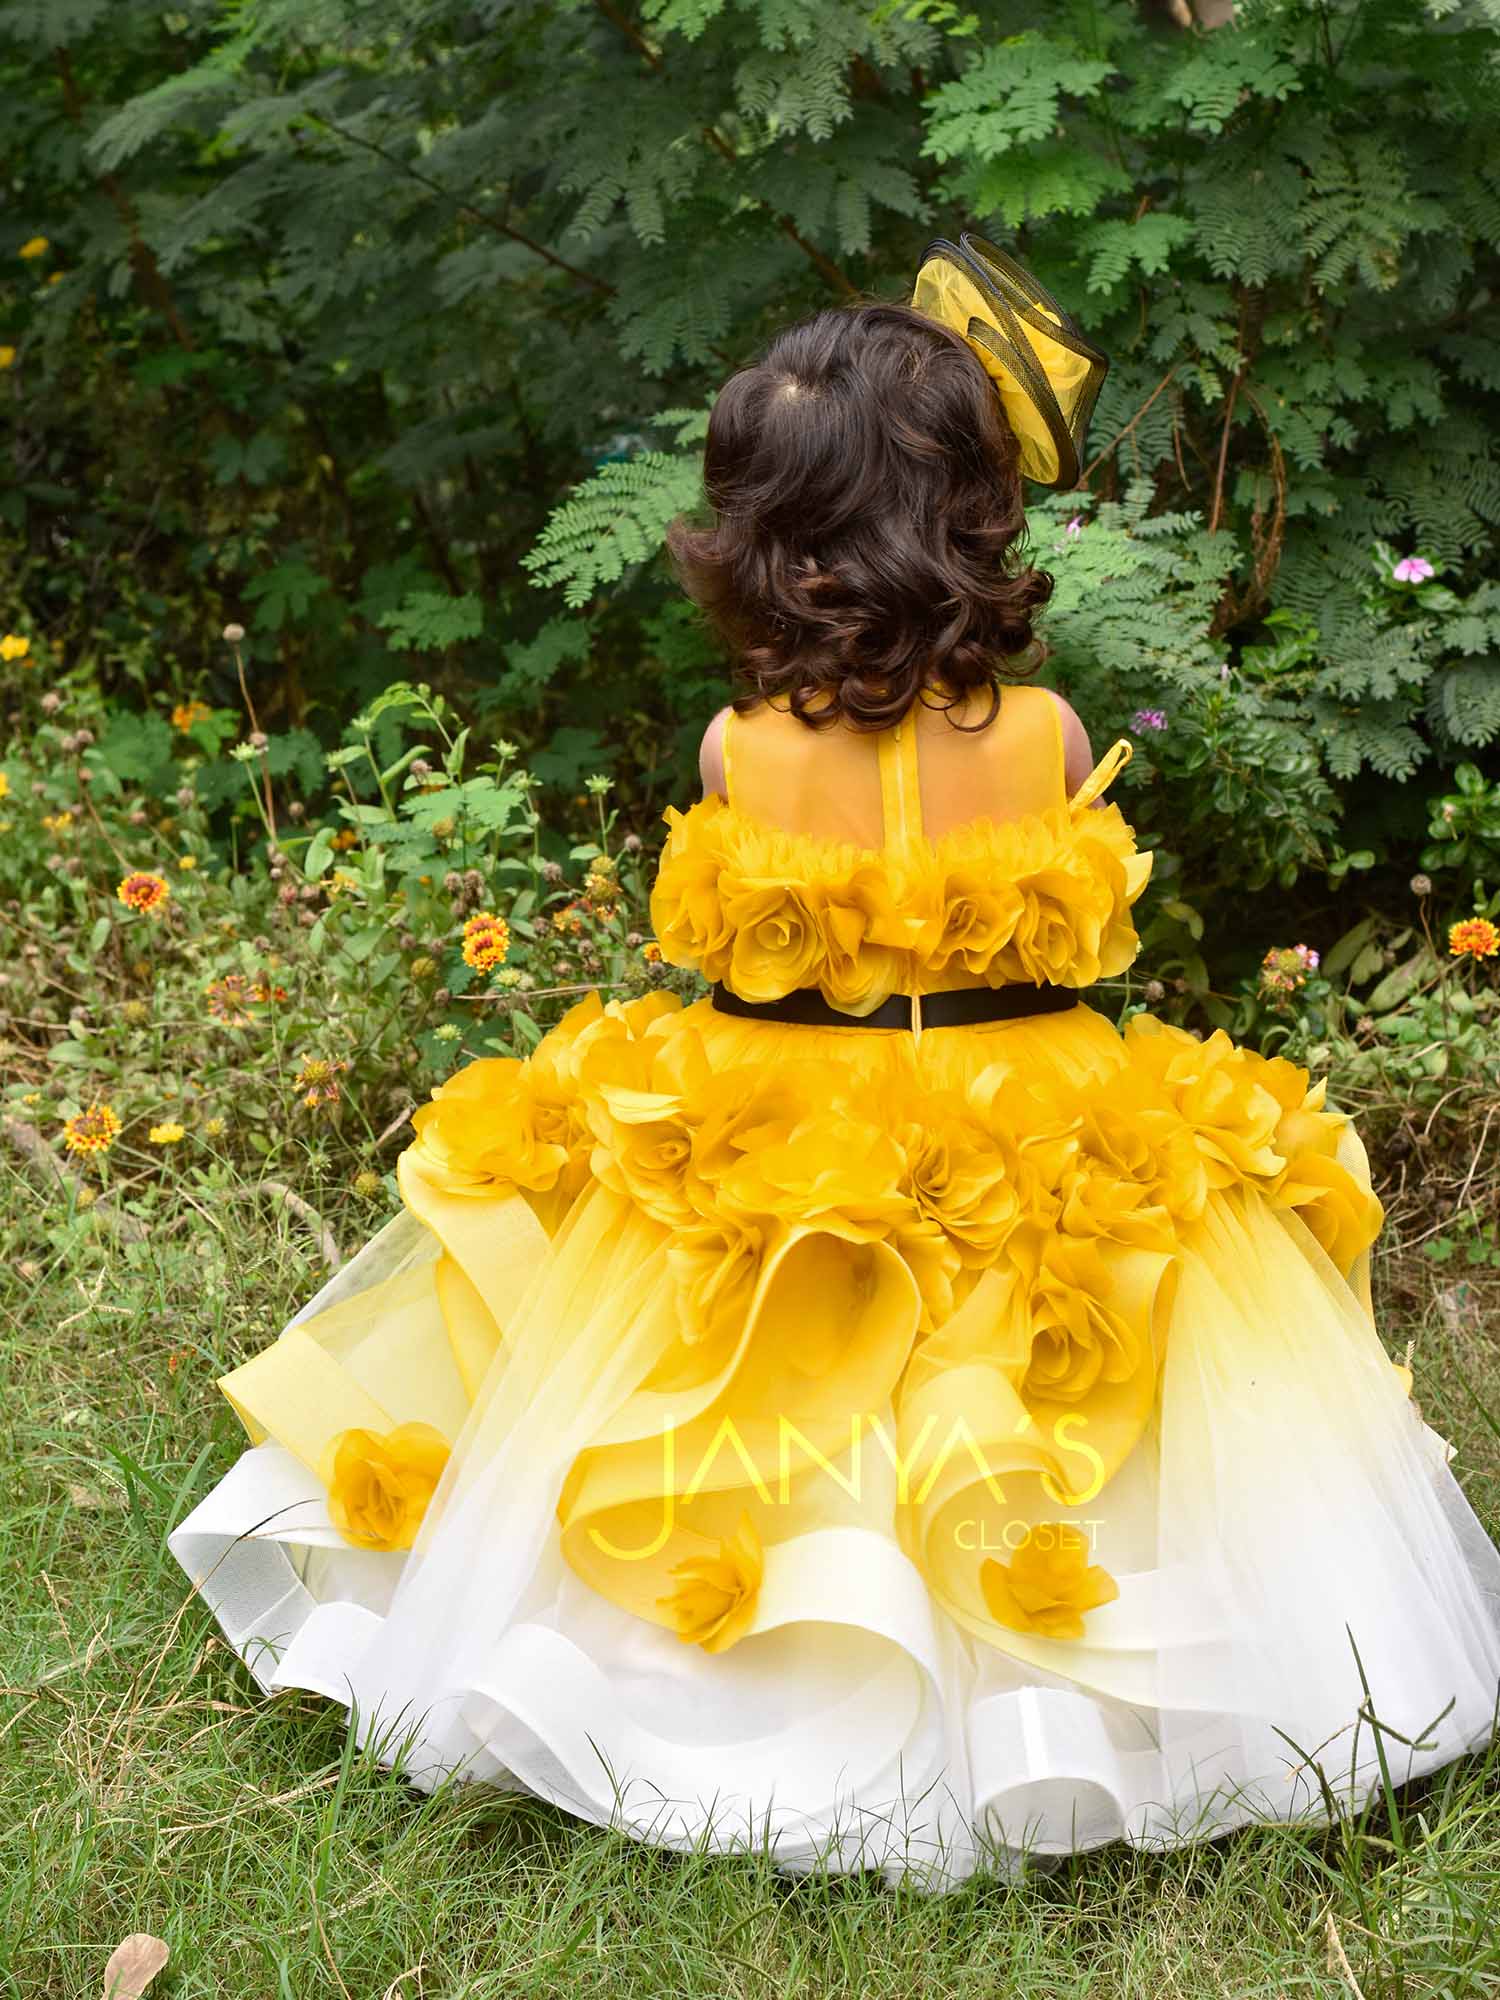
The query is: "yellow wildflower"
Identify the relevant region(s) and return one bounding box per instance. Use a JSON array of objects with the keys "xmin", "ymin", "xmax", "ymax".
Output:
[
  {"xmin": 0, "ymin": 347, "xmax": 15, "ymax": 371},
  {"xmin": 202, "ymin": 1116, "xmax": 227, "ymax": 1139},
  {"xmin": 330, "ymin": 828, "xmax": 359, "ymax": 851},
  {"xmin": 62, "ymin": 1102, "xmax": 122, "ymax": 1157},
  {"xmin": 117, "ymin": 871, "xmax": 171, "ymax": 916},
  {"xmin": 148, "ymin": 1123, "xmax": 186, "ymax": 1145},
  {"xmin": 178, "ymin": 854, "xmax": 197, "ymax": 871},
  {"xmin": 40, "ymin": 810, "xmax": 73, "ymax": 836},
  {"xmin": 0, "ymin": 633, "xmax": 30, "ymax": 661},
  {"xmin": 0, "ymin": 773, "xmax": 8, "ymax": 801},
  {"xmin": 47, "ymin": 272, "xmax": 63, "ymax": 287},
  {"xmin": 18, "ymin": 237, "xmax": 49, "ymax": 260}
]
